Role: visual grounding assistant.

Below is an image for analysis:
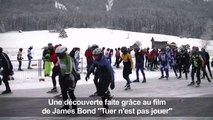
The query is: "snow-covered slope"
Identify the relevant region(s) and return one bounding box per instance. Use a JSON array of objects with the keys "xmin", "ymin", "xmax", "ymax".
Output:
[{"xmin": 0, "ymin": 28, "xmax": 212, "ymax": 90}]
